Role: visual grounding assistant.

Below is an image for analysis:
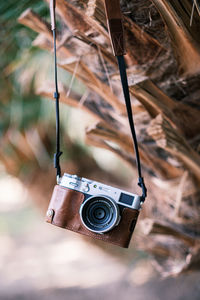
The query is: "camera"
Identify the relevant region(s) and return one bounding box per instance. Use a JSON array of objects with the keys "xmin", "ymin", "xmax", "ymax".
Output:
[{"xmin": 46, "ymin": 173, "xmax": 143, "ymax": 248}]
